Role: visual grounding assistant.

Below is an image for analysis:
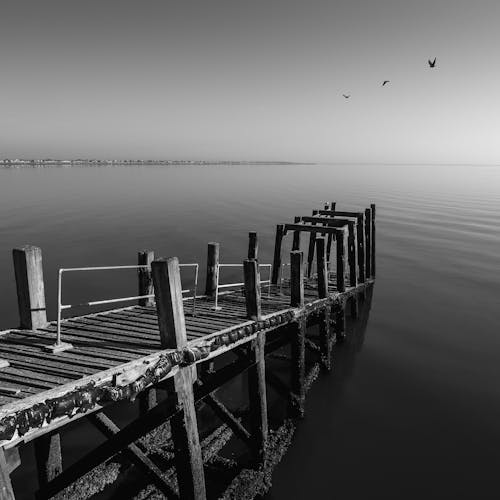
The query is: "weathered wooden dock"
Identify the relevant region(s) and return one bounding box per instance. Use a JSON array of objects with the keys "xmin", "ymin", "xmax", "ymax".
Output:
[{"xmin": 0, "ymin": 202, "xmax": 376, "ymax": 499}]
